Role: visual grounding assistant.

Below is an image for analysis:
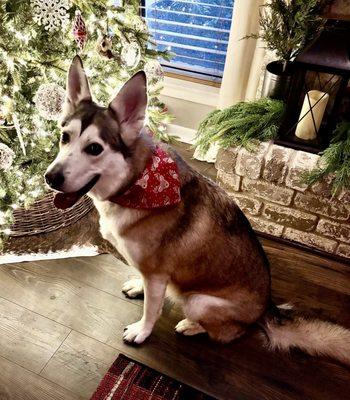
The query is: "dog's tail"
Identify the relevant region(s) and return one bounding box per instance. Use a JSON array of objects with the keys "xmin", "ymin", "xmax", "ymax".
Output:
[{"xmin": 261, "ymin": 304, "xmax": 350, "ymax": 366}]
